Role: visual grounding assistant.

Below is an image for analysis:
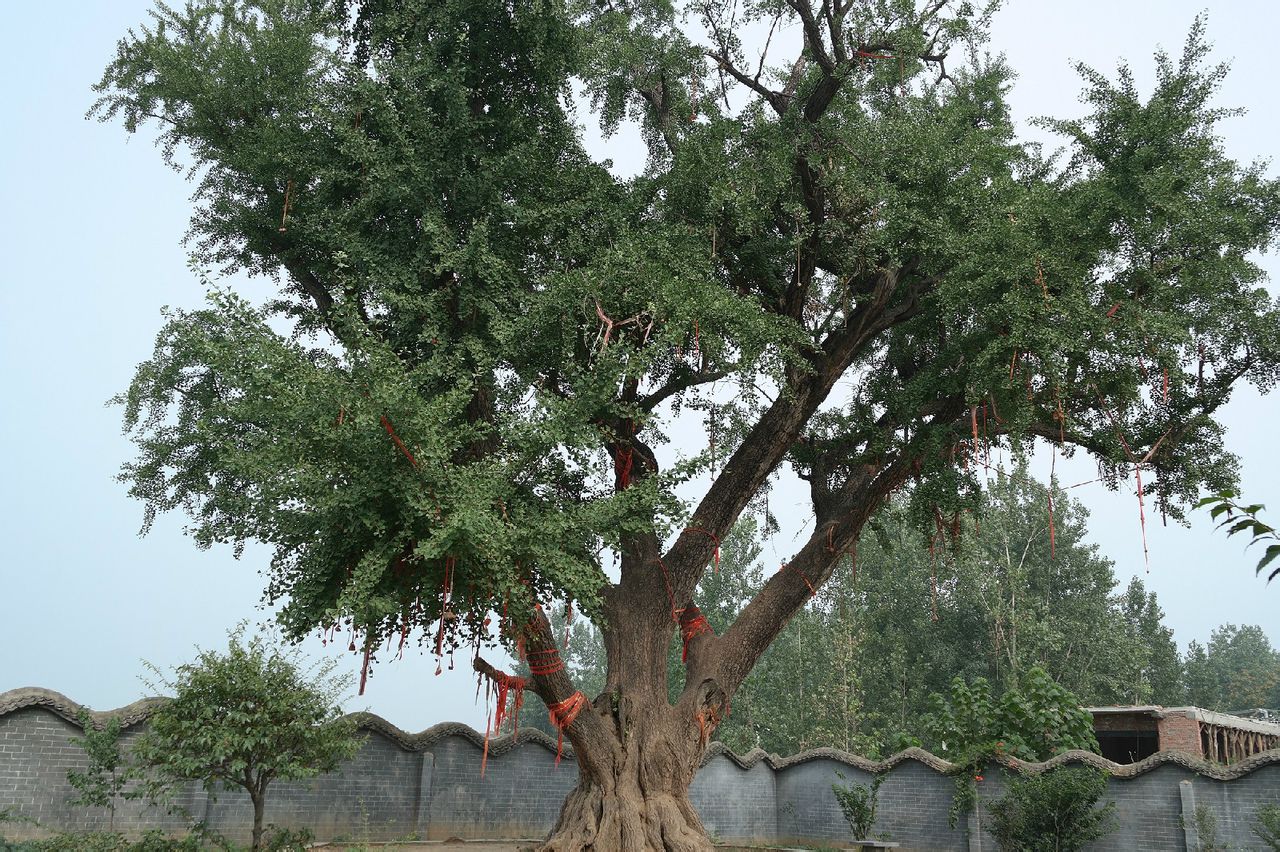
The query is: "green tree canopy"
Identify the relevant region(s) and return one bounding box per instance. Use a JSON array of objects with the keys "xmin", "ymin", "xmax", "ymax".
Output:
[
  {"xmin": 1184, "ymin": 624, "xmax": 1280, "ymax": 712},
  {"xmin": 94, "ymin": 1, "xmax": 1280, "ymax": 848}
]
